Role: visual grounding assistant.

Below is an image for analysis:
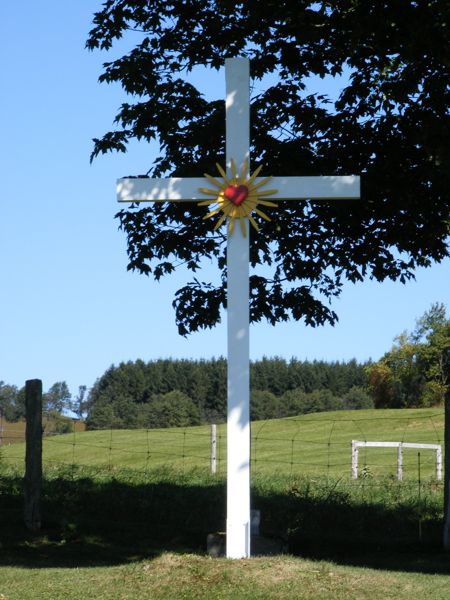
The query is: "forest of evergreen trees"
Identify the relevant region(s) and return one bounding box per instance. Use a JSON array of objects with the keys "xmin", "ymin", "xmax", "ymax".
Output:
[
  {"xmin": 2, "ymin": 306, "xmax": 445, "ymax": 430},
  {"xmin": 85, "ymin": 358, "xmax": 371, "ymax": 429}
]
